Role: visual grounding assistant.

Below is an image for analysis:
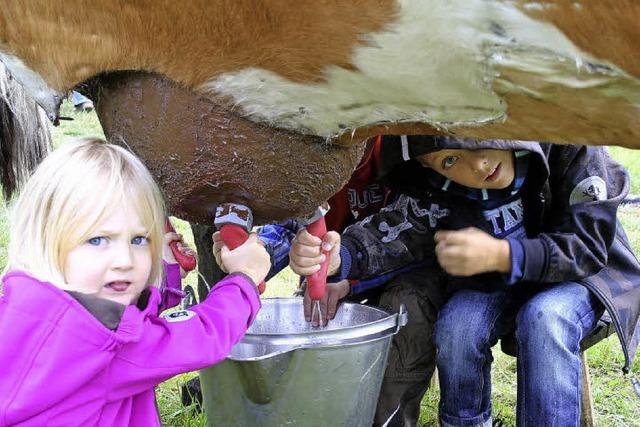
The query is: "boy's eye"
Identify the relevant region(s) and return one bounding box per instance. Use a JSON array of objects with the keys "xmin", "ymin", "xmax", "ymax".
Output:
[
  {"xmin": 87, "ymin": 236, "xmax": 106, "ymax": 246},
  {"xmin": 131, "ymin": 236, "xmax": 150, "ymax": 246},
  {"xmin": 442, "ymin": 156, "xmax": 458, "ymax": 170}
]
